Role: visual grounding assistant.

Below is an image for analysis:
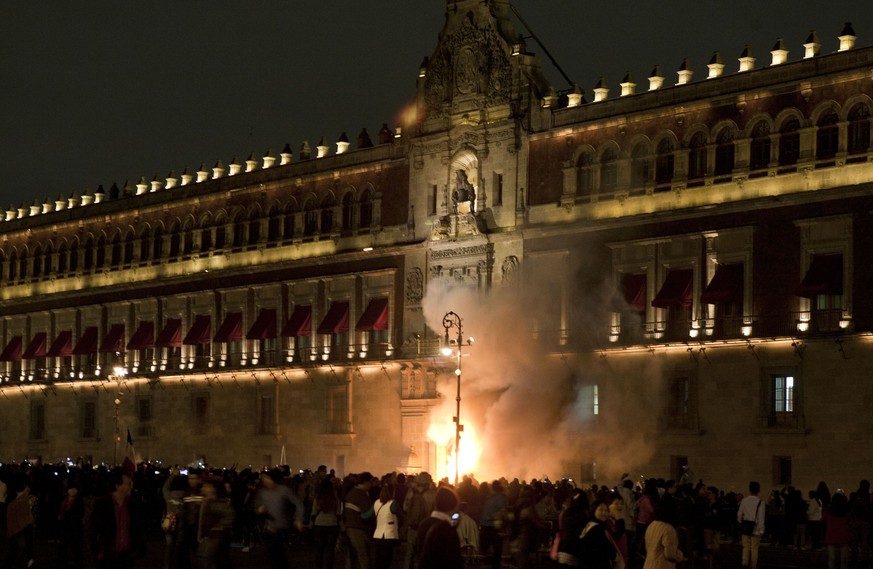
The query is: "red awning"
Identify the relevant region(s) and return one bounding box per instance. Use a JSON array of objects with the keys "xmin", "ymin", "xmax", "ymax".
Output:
[
  {"xmin": 183, "ymin": 315, "xmax": 211, "ymax": 346},
  {"xmin": 701, "ymin": 264, "xmax": 744, "ymax": 304},
  {"xmin": 246, "ymin": 309, "xmax": 277, "ymax": 340},
  {"xmin": 0, "ymin": 336, "xmax": 23, "ymax": 362},
  {"xmin": 213, "ymin": 312, "xmax": 243, "ymax": 343},
  {"xmin": 127, "ymin": 321, "xmax": 155, "ymax": 350},
  {"xmin": 317, "ymin": 302, "xmax": 349, "ymax": 334},
  {"xmin": 73, "ymin": 327, "xmax": 99, "ymax": 355},
  {"xmin": 281, "ymin": 305, "xmax": 312, "ymax": 337},
  {"xmin": 796, "ymin": 254, "xmax": 843, "ymax": 298},
  {"xmin": 356, "ymin": 298, "xmax": 389, "ymax": 330},
  {"xmin": 621, "ymin": 273, "xmax": 647, "ymax": 312},
  {"xmin": 652, "ymin": 269, "xmax": 694, "ymax": 308},
  {"xmin": 155, "ymin": 319, "xmax": 182, "ymax": 348},
  {"xmin": 47, "ymin": 330, "xmax": 73, "ymax": 357},
  {"xmin": 22, "ymin": 332, "xmax": 47, "ymax": 359},
  {"xmin": 99, "ymin": 324, "xmax": 126, "ymax": 353}
]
